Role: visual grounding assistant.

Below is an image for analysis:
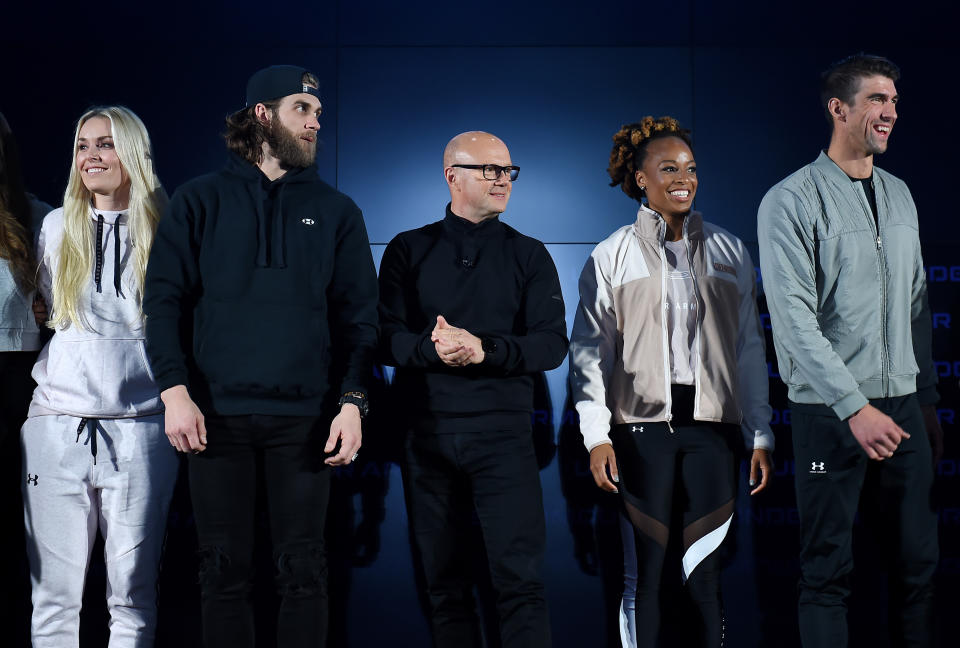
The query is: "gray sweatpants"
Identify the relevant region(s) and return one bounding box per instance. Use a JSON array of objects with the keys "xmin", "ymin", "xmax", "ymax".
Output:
[{"xmin": 21, "ymin": 413, "xmax": 178, "ymax": 648}]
